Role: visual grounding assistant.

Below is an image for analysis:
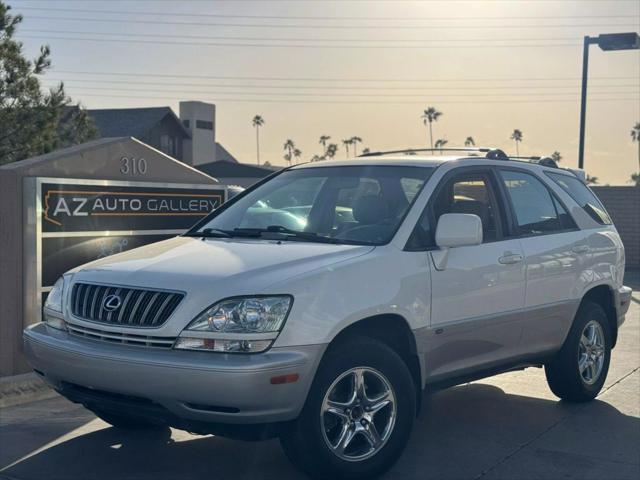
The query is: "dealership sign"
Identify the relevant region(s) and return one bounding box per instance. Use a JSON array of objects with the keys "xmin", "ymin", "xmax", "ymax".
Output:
[
  {"xmin": 42, "ymin": 183, "xmax": 223, "ymax": 232},
  {"xmin": 24, "ymin": 177, "xmax": 226, "ymax": 320}
]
